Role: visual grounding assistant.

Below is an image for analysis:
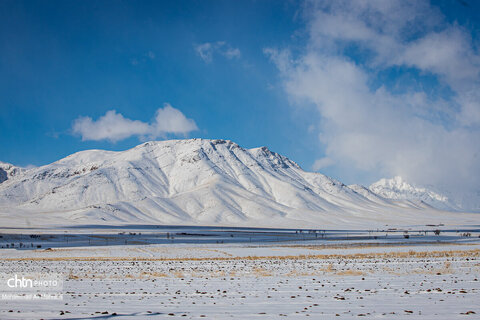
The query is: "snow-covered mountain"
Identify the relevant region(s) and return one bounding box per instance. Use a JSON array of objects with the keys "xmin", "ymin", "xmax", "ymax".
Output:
[
  {"xmin": 369, "ymin": 176, "xmax": 455, "ymax": 211},
  {"xmin": 0, "ymin": 161, "xmax": 25, "ymax": 184},
  {"xmin": 369, "ymin": 176, "xmax": 480, "ymax": 213},
  {"xmin": 0, "ymin": 139, "xmax": 477, "ymax": 228}
]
